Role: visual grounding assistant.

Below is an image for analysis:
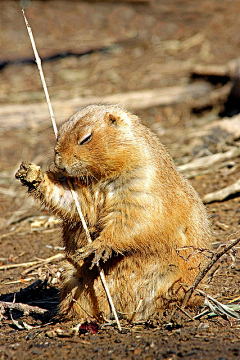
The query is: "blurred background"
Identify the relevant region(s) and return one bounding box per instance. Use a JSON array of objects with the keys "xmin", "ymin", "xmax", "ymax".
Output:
[{"xmin": 1, "ymin": 0, "xmax": 240, "ymax": 110}]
